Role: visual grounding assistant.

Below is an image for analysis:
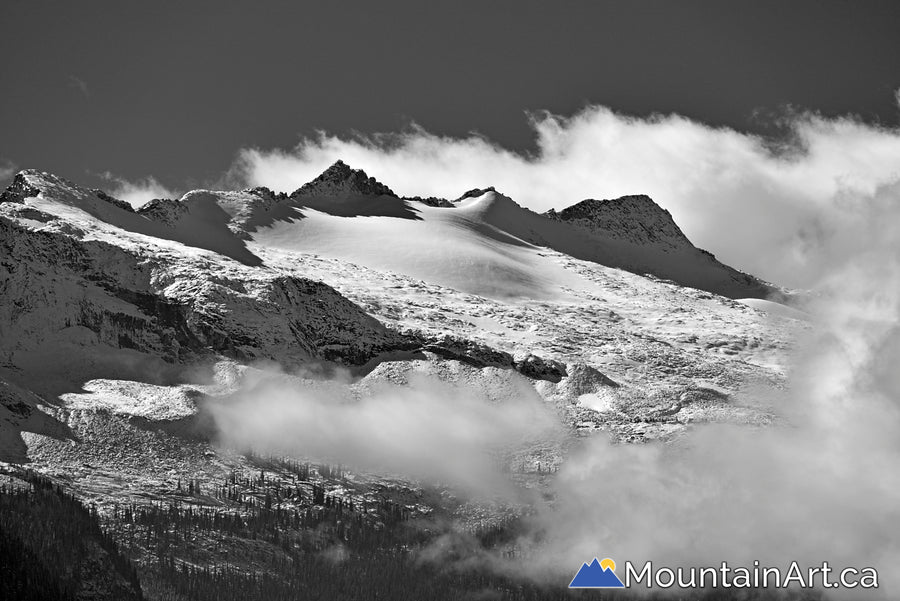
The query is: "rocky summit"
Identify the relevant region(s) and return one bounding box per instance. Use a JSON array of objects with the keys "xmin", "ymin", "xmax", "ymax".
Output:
[
  {"xmin": 290, "ymin": 159, "xmax": 397, "ymax": 198},
  {"xmin": 544, "ymin": 194, "xmax": 693, "ymax": 249}
]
